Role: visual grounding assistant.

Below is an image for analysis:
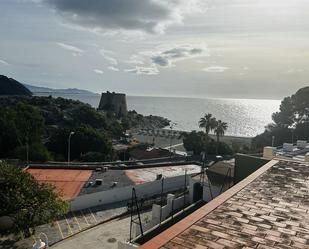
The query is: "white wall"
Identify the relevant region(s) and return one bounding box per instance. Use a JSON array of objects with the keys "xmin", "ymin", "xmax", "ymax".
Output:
[
  {"xmin": 70, "ymin": 174, "xmax": 190, "ymax": 211},
  {"xmin": 132, "ymin": 180, "xmax": 194, "ymax": 238}
]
